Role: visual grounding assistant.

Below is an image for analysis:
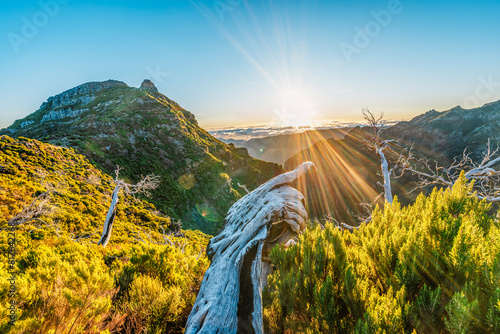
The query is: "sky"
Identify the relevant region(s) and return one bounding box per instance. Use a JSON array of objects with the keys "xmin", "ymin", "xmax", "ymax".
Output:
[{"xmin": 1, "ymin": 0, "xmax": 500, "ymax": 130}]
